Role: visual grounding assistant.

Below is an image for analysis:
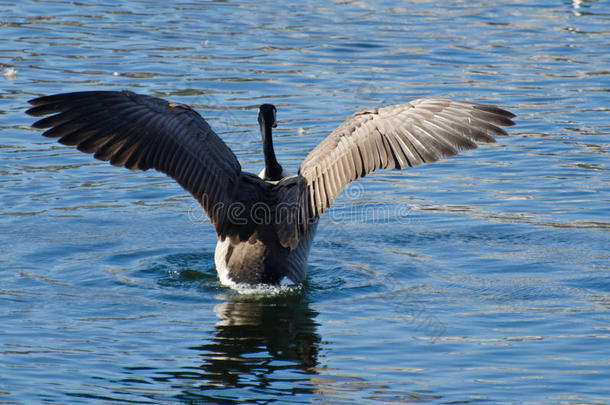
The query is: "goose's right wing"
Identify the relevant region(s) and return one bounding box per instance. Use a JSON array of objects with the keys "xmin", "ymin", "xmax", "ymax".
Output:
[
  {"xmin": 26, "ymin": 90, "xmax": 243, "ymax": 237},
  {"xmin": 299, "ymin": 99, "xmax": 516, "ymax": 219}
]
